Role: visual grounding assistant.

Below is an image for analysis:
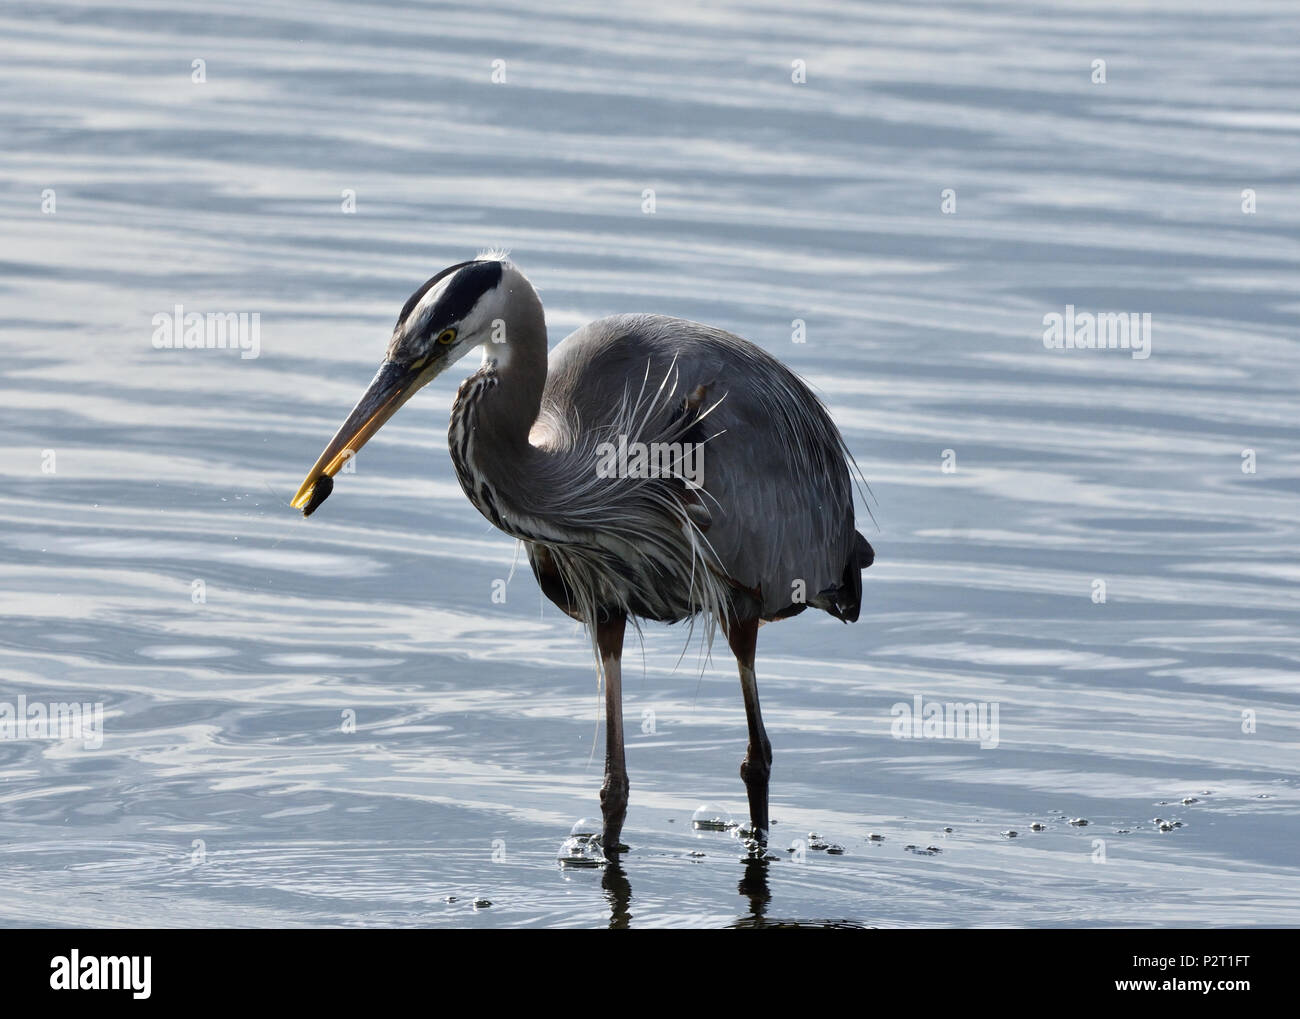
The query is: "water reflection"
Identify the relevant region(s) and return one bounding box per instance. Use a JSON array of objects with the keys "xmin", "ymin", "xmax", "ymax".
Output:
[
  {"xmin": 737, "ymin": 856, "xmax": 772, "ymax": 924},
  {"xmin": 602, "ymin": 863, "xmax": 633, "ymax": 930}
]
